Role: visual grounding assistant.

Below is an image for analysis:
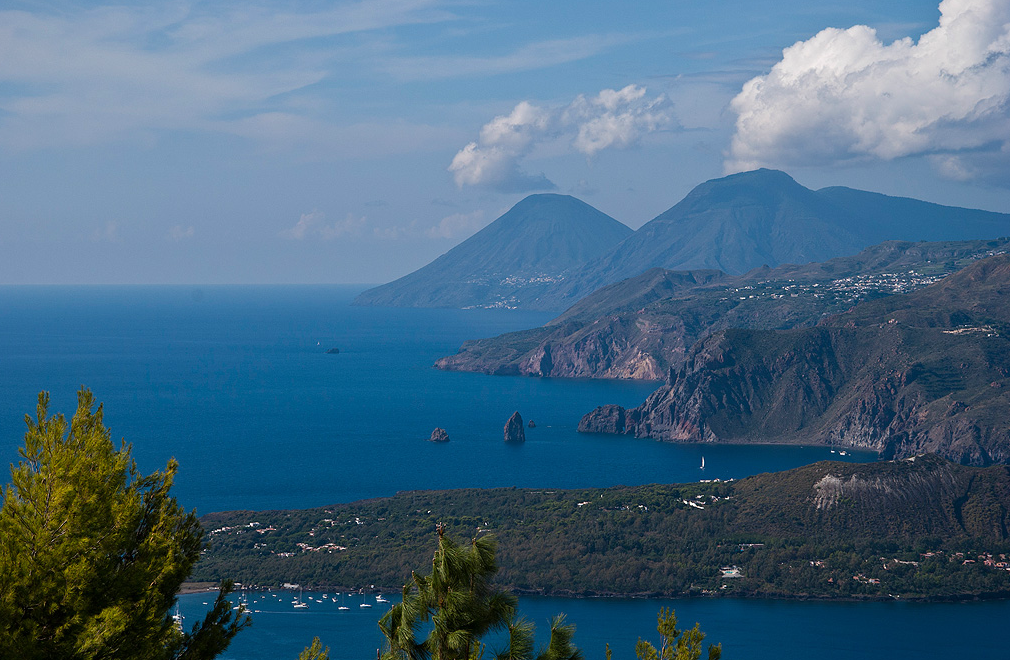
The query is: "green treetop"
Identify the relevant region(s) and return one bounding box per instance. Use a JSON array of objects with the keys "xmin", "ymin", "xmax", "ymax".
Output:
[
  {"xmin": 0, "ymin": 389, "xmax": 248, "ymax": 660},
  {"xmin": 635, "ymin": 608, "xmax": 721, "ymax": 660},
  {"xmin": 380, "ymin": 523, "xmax": 581, "ymax": 660}
]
